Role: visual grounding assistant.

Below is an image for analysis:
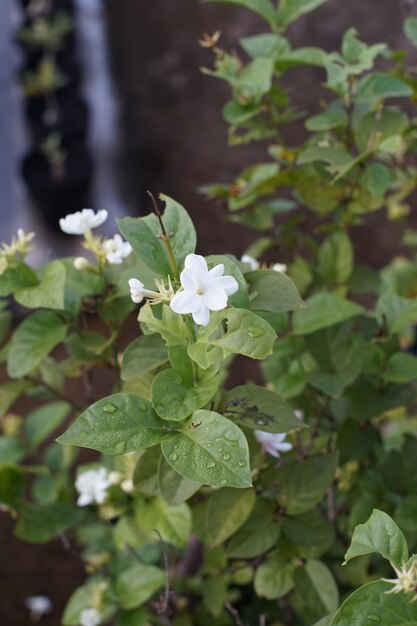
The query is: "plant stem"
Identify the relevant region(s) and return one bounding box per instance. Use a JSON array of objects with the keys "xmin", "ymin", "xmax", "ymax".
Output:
[{"xmin": 147, "ymin": 191, "xmax": 180, "ymax": 283}]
